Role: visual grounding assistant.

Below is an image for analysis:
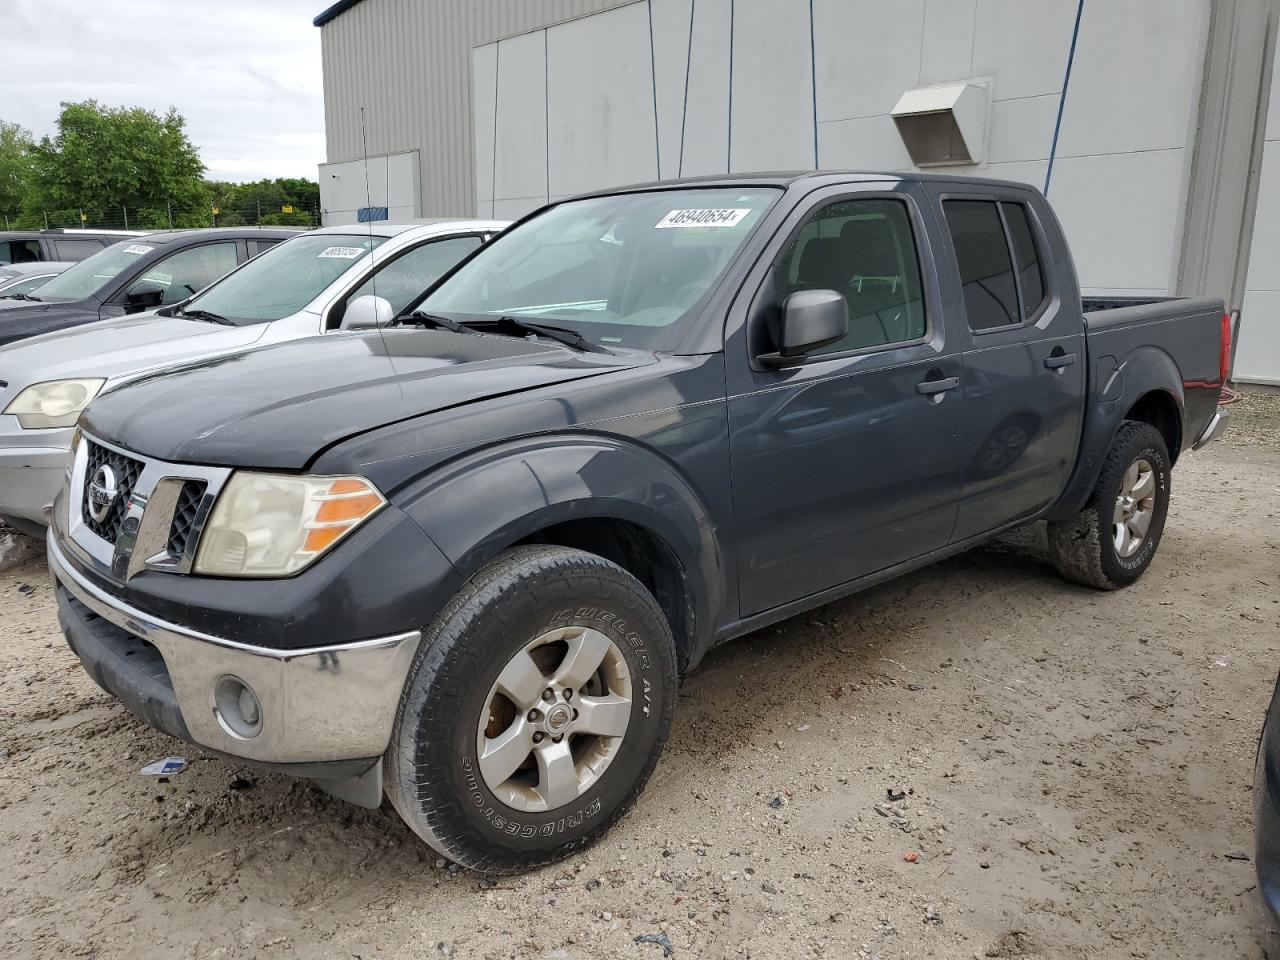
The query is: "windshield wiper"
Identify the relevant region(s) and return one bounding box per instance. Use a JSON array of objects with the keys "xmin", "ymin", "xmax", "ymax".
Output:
[
  {"xmin": 0, "ymin": 292, "xmax": 42, "ymax": 302},
  {"xmin": 476, "ymin": 316, "xmax": 606, "ymax": 354},
  {"xmin": 401, "ymin": 310, "xmax": 474, "ymax": 334},
  {"xmin": 178, "ymin": 307, "xmax": 234, "ymax": 325}
]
